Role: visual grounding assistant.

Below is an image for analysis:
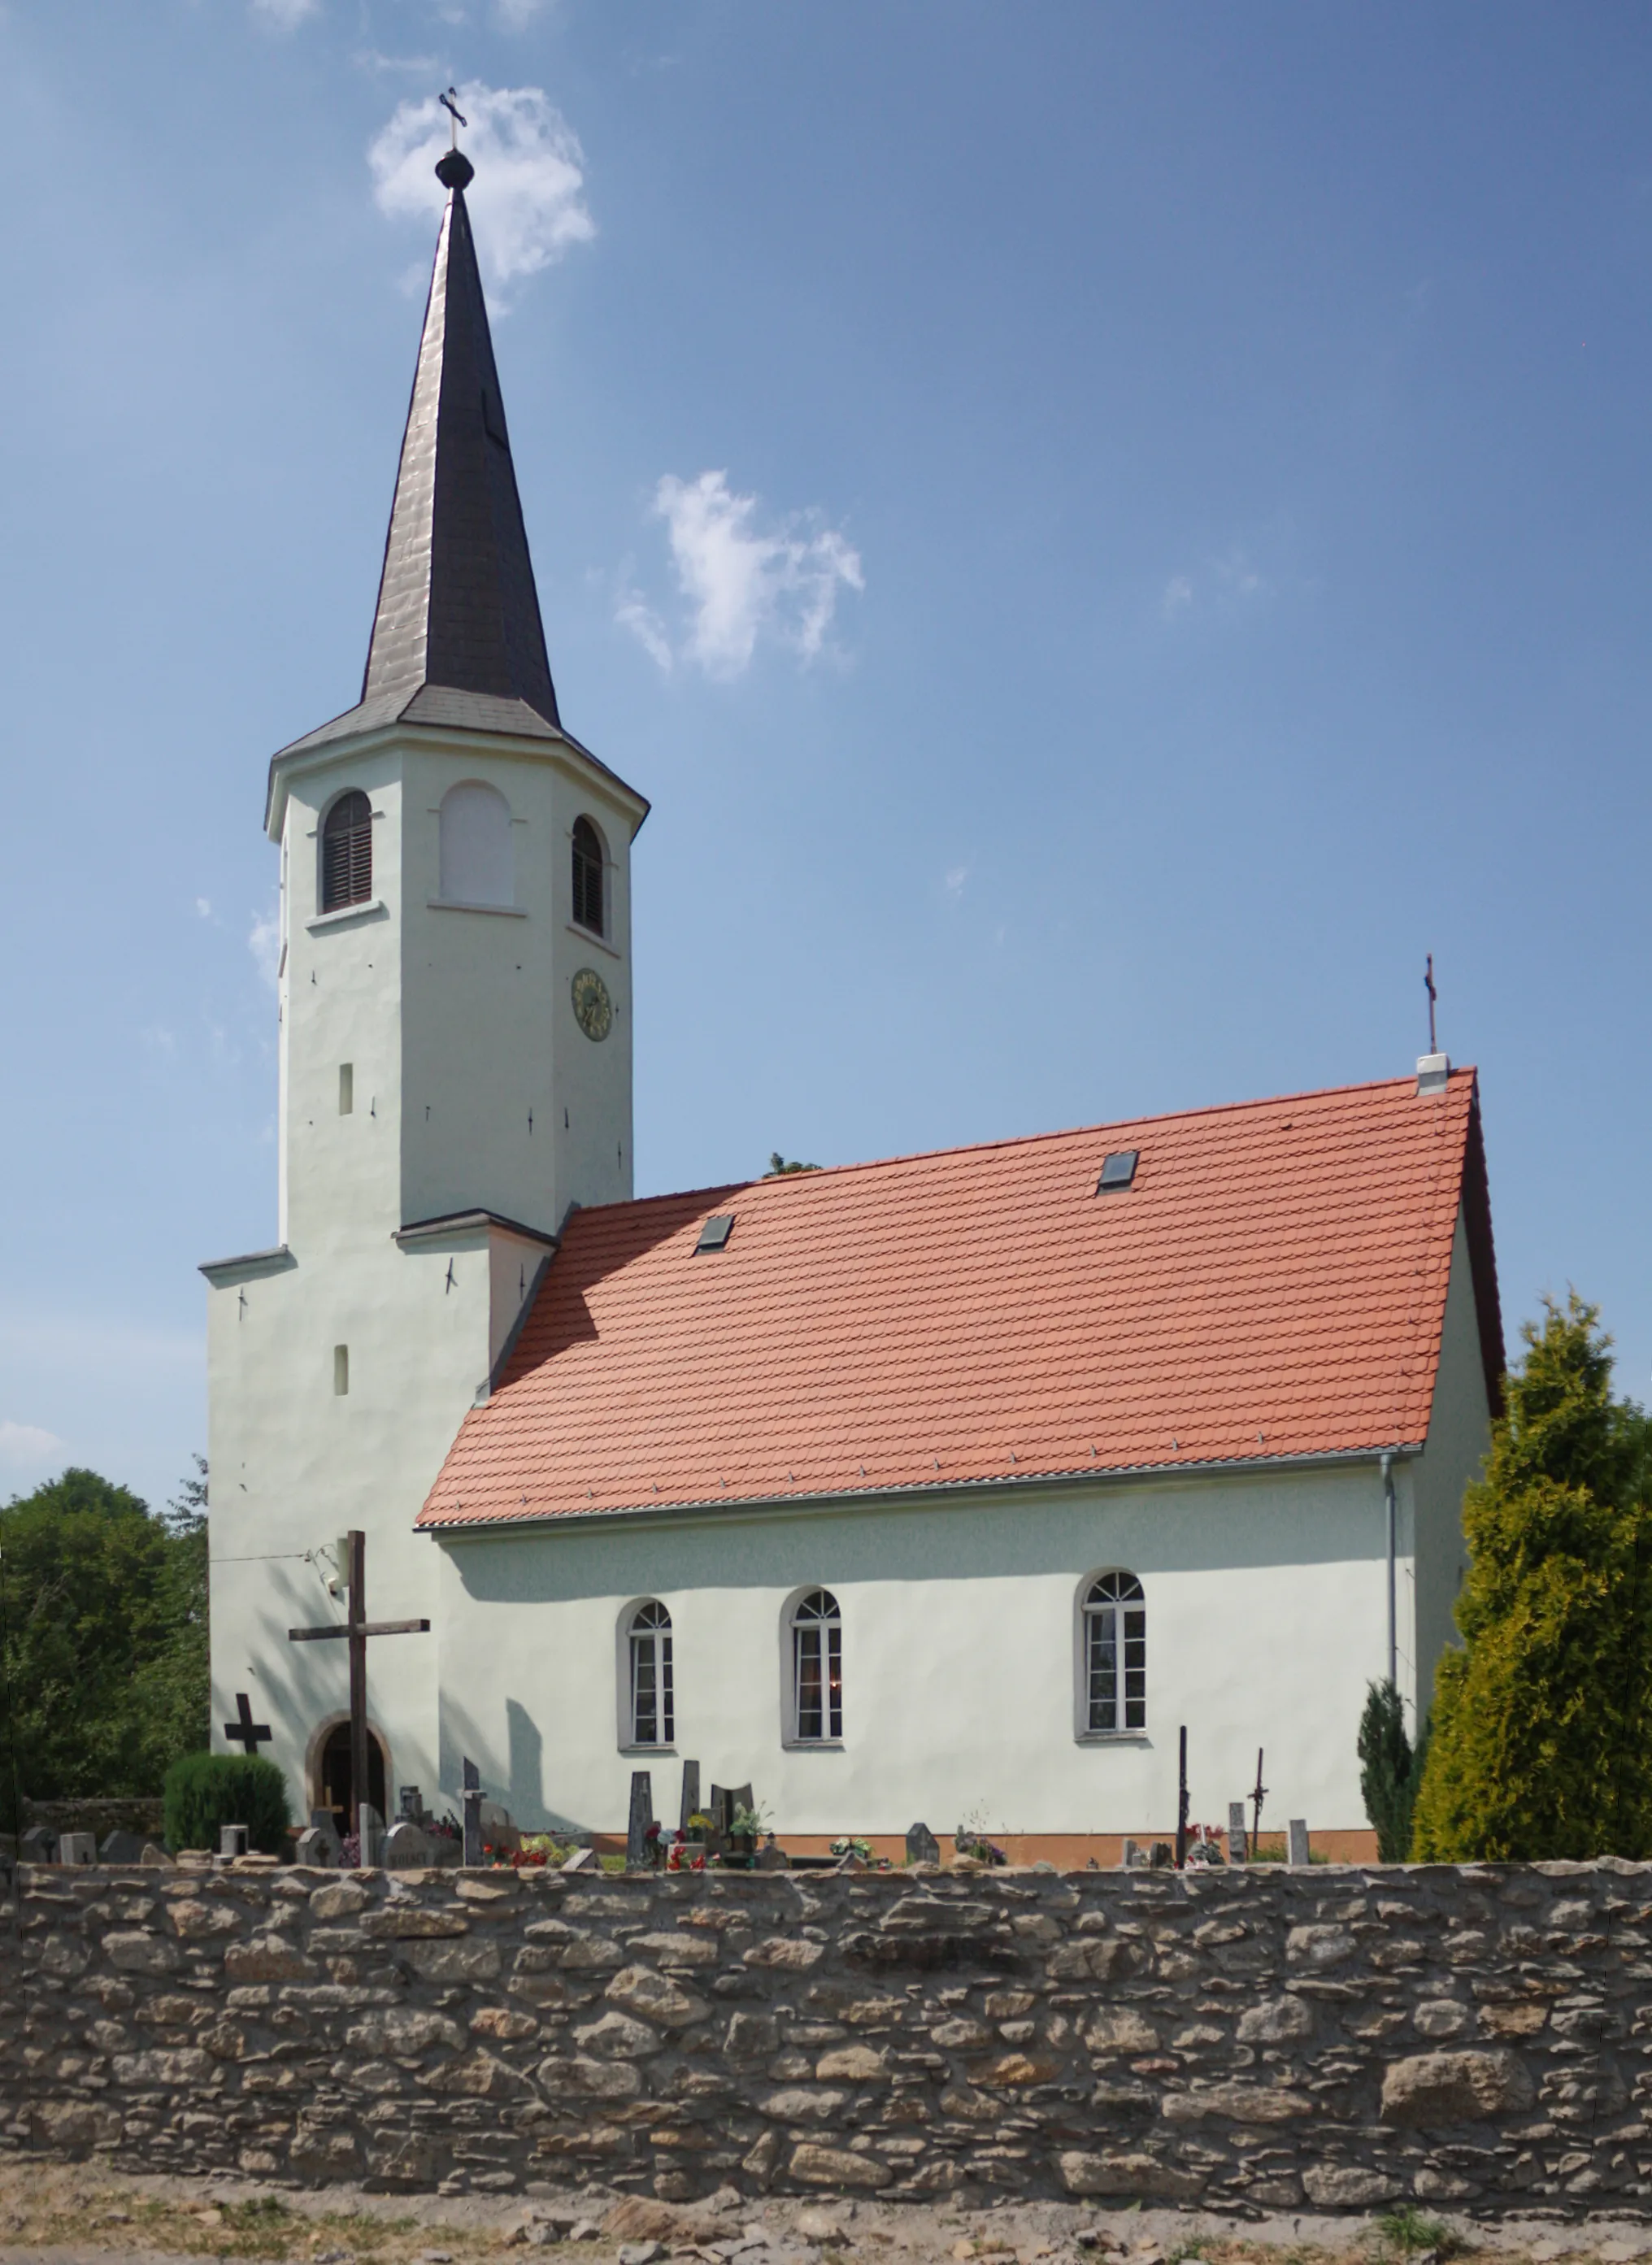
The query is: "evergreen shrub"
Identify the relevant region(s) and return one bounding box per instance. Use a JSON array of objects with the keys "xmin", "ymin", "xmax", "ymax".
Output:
[
  {"xmin": 1411, "ymin": 1293, "xmax": 1652, "ymax": 1862},
  {"xmin": 163, "ymin": 1752, "xmax": 291, "ymax": 1855},
  {"xmin": 1359, "ymin": 1680, "xmax": 1429, "ymax": 1860}
]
